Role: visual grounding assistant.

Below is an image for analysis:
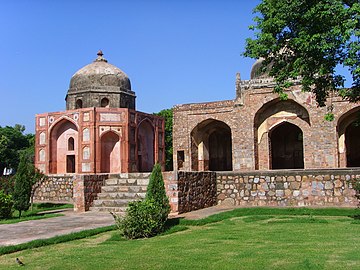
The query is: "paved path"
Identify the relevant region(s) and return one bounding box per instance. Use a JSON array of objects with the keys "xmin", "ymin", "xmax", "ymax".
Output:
[
  {"xmin": 0, "ymin": 205, "xmax": 234, "ymax": 247},
  {"xmin": 0, "ymin": 210, "xmax": 115, "ymax": 246}
]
